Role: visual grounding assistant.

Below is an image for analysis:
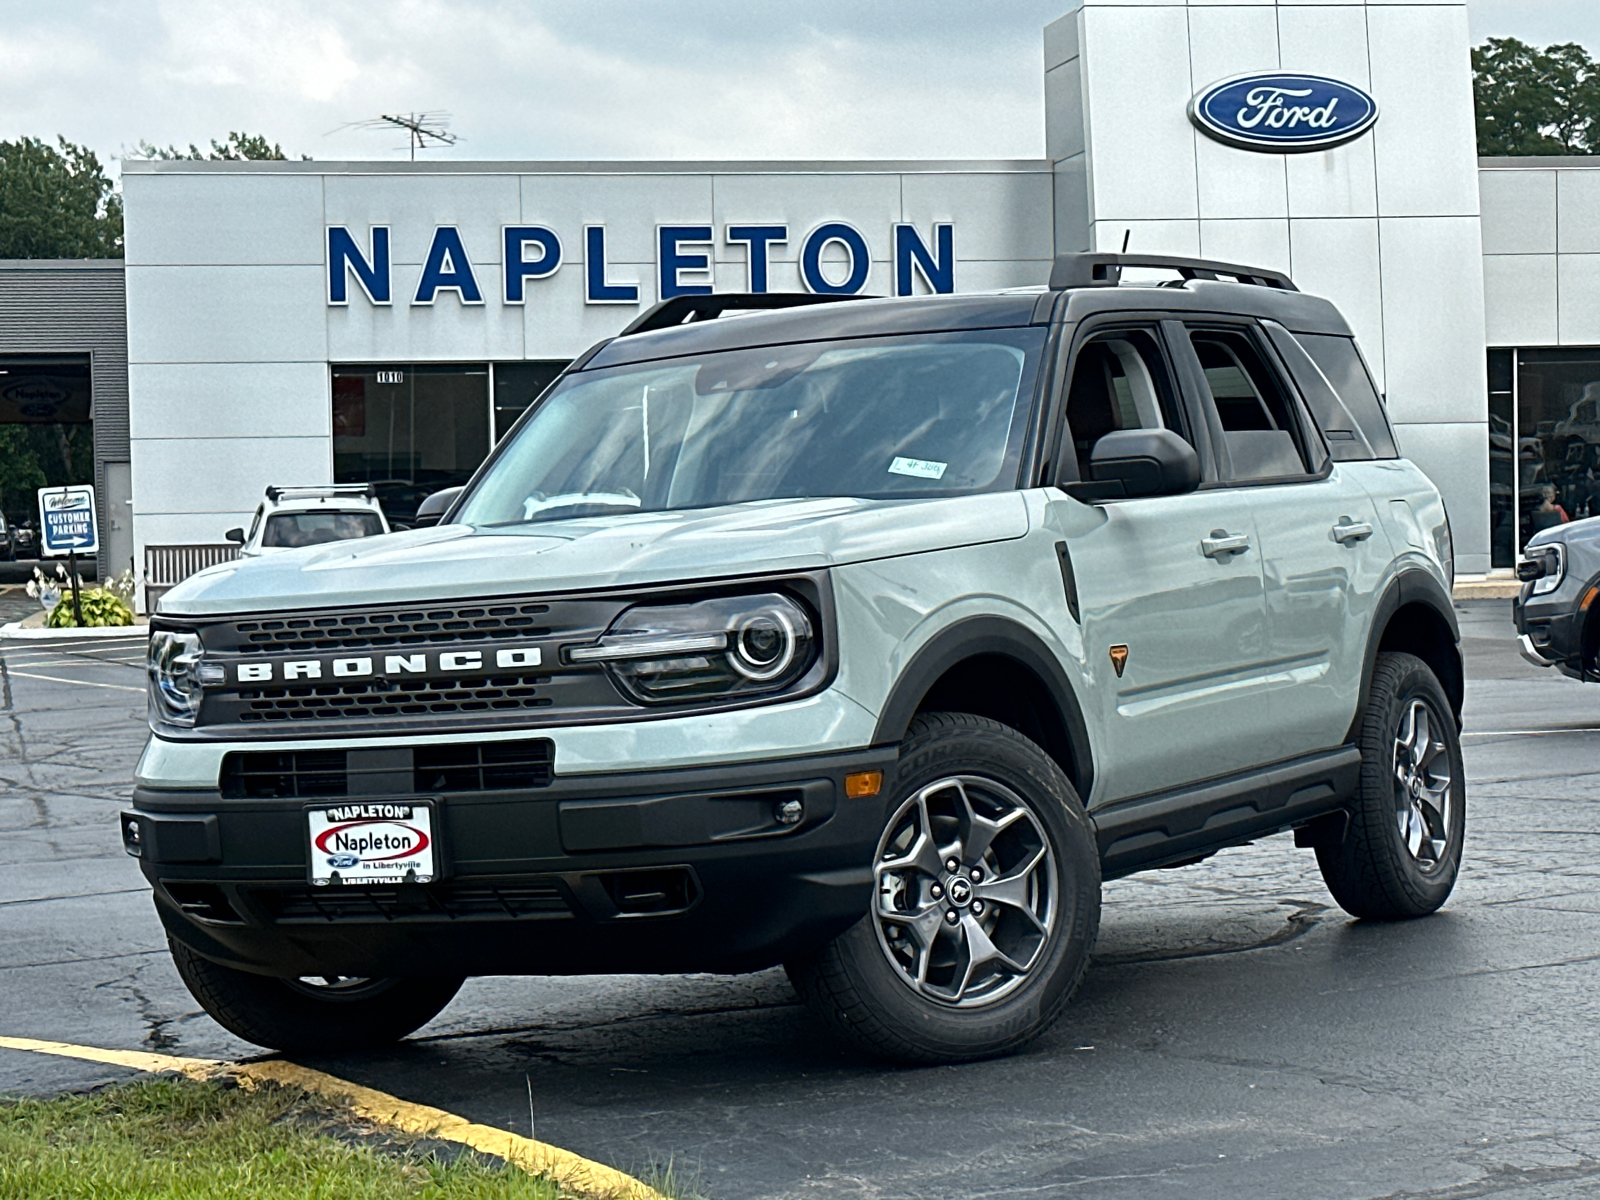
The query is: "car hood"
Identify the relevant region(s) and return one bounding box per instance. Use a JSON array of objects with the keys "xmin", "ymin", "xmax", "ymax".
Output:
[{"xmin": 160, "ymin": 493, "xmax": 1031, "ymax": 616}]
